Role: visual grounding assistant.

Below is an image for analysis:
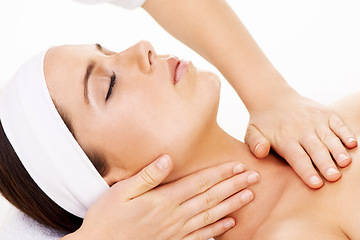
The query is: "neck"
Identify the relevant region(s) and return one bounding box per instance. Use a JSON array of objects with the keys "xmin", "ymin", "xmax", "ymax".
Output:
[
  {"xmin": 169, "ymin": 123, "xmax": 296, "ymax": 239},
  {"xmin": 168, "ymin": 123, "xmax": 252, "ymax": 182}
]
